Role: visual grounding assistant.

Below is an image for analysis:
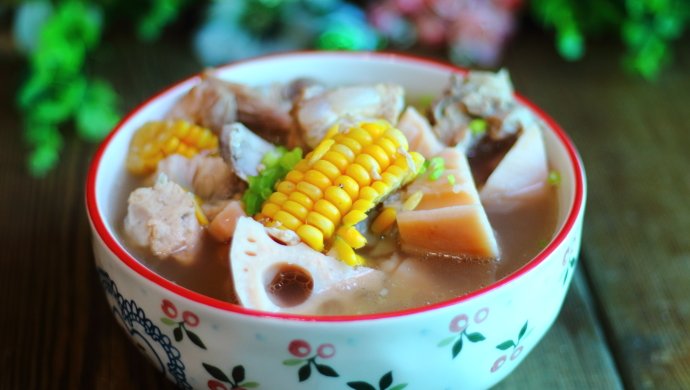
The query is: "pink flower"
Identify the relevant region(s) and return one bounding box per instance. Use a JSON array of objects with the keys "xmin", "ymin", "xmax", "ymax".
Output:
[{"xmin": 449, "ymin": 314, "xmax": 469, "ymax": 333}]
